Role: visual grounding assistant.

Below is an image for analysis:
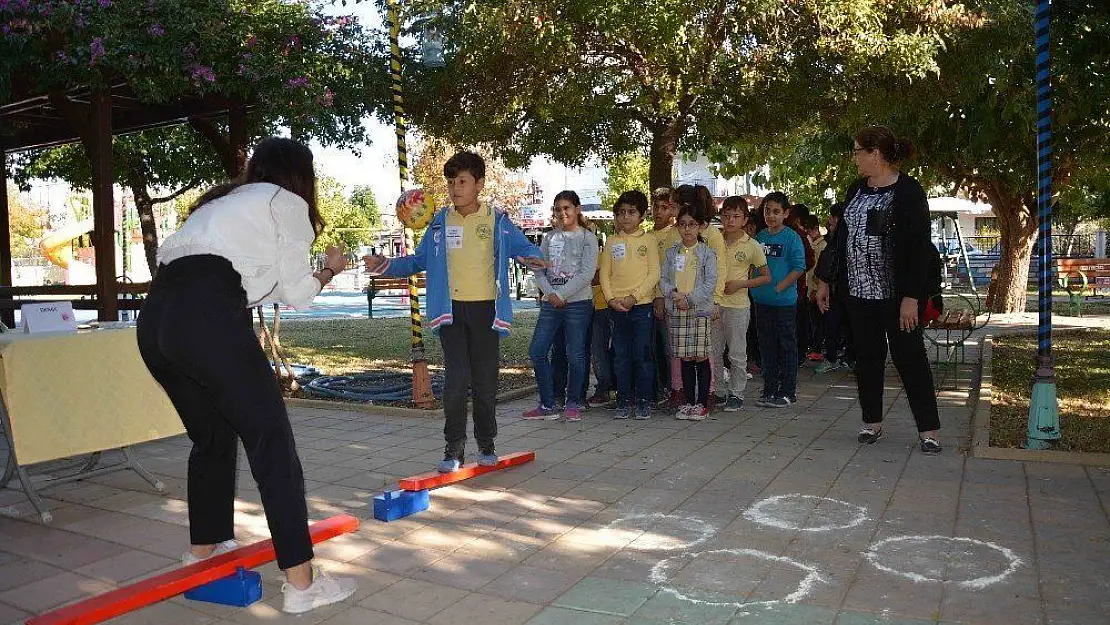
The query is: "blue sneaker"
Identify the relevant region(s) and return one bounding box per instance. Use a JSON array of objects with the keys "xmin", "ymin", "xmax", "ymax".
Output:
[
  {"xmin": 633, "ymin": 403, "xmax": 652, "ymax": 420},
  {"xmin": 755, "ymin": 396, "xmax": 774, "ymax": 408},
  {"xmin": 477, "ymin": 450, "xmax": 499, "ymax": 466},
  {"xmin": 765, "ymin": 397, "xmax": 790, "ymax": 408},
  {"xmin": 437, "ymin": 456, "xmax": 462, "ymax": 473},
  {"xmin": 613, "ymin": 402, "xmax": 632, "ymax": 419}
]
